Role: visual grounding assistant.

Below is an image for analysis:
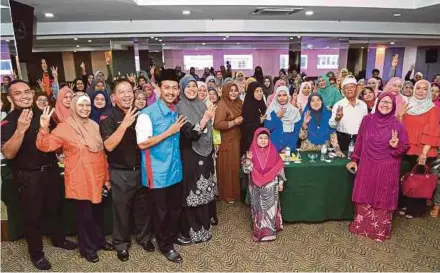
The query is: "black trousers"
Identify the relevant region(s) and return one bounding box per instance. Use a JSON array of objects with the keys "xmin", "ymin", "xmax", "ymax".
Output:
[
  {"xmin": 336, "ymin": 131, "xmax": 358, "ymax": 152},
  {"xmin": 110, "ymin": 168, "xmax": 152, "ymax": 251},
  {"xmin": 14, "ymin": 165, "xmax": 65, "ymax": 261},
  {"xmin": 152, "ymin": 183, "xmax": 183, "ymax": 253},
  {"xmin": 75, "ymin": 200, "xmax": 105, "ymax": 256}
]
